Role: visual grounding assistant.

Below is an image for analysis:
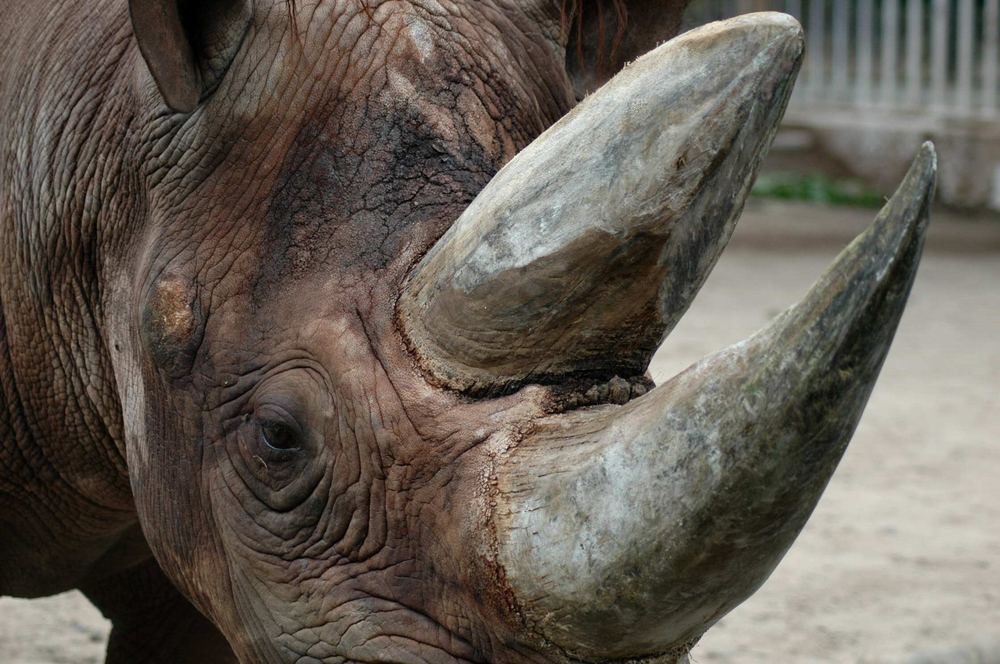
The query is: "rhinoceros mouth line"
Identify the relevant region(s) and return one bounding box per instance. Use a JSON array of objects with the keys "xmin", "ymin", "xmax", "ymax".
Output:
[
  {"xmin": 563, "ymin": 637, "xmax": 698, "ymax": 664},
  {"xmin": 542, "ymin": 373, "xmax": 654, "ymax": 413}
]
